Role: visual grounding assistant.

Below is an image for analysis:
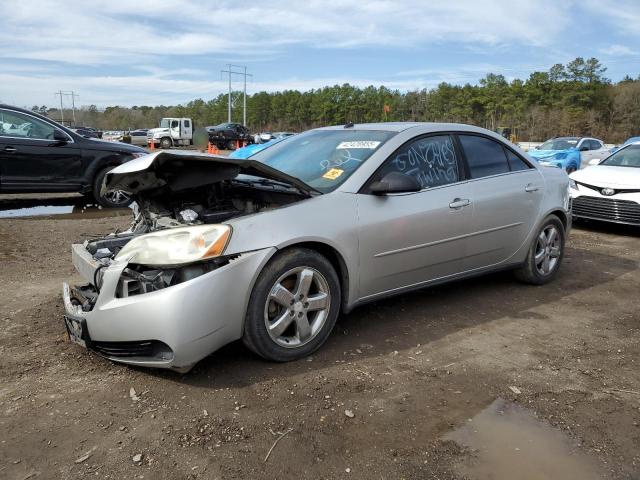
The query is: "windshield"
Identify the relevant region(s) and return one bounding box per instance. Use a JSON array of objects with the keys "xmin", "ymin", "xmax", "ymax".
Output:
[
  {"xmin": 251, "ymin": 129, "xmax": 396, "ymax": 193},
  {"xmin": 600, "ymin": 144, "xmax": 640, "ymax": 168},
  {"xmin": 160, "ymin": 119, "xmax": 170, "ymax": 128},
  {"xmin": 539, "ymin": 138, "xmax": 579, "ymax": 150}
]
